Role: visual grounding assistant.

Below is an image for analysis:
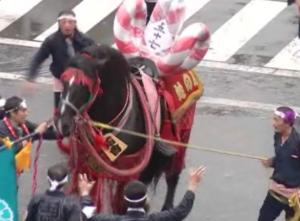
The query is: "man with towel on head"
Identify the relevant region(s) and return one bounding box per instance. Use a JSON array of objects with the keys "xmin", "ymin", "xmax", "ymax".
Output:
[
  {"xmin": 25, "ymin": 163, "xmax": 95, "ymax": 221},
  {"xmin": 77, "ymin": 166, "xmax": 206, "ymax": 221},
  {"xmin": 259, "ymin": 106, "xmax": 300, "ymax": 221},
  {"xmin": 24, "ymin": 10, "xmax": 95, "ymax": 114}
]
